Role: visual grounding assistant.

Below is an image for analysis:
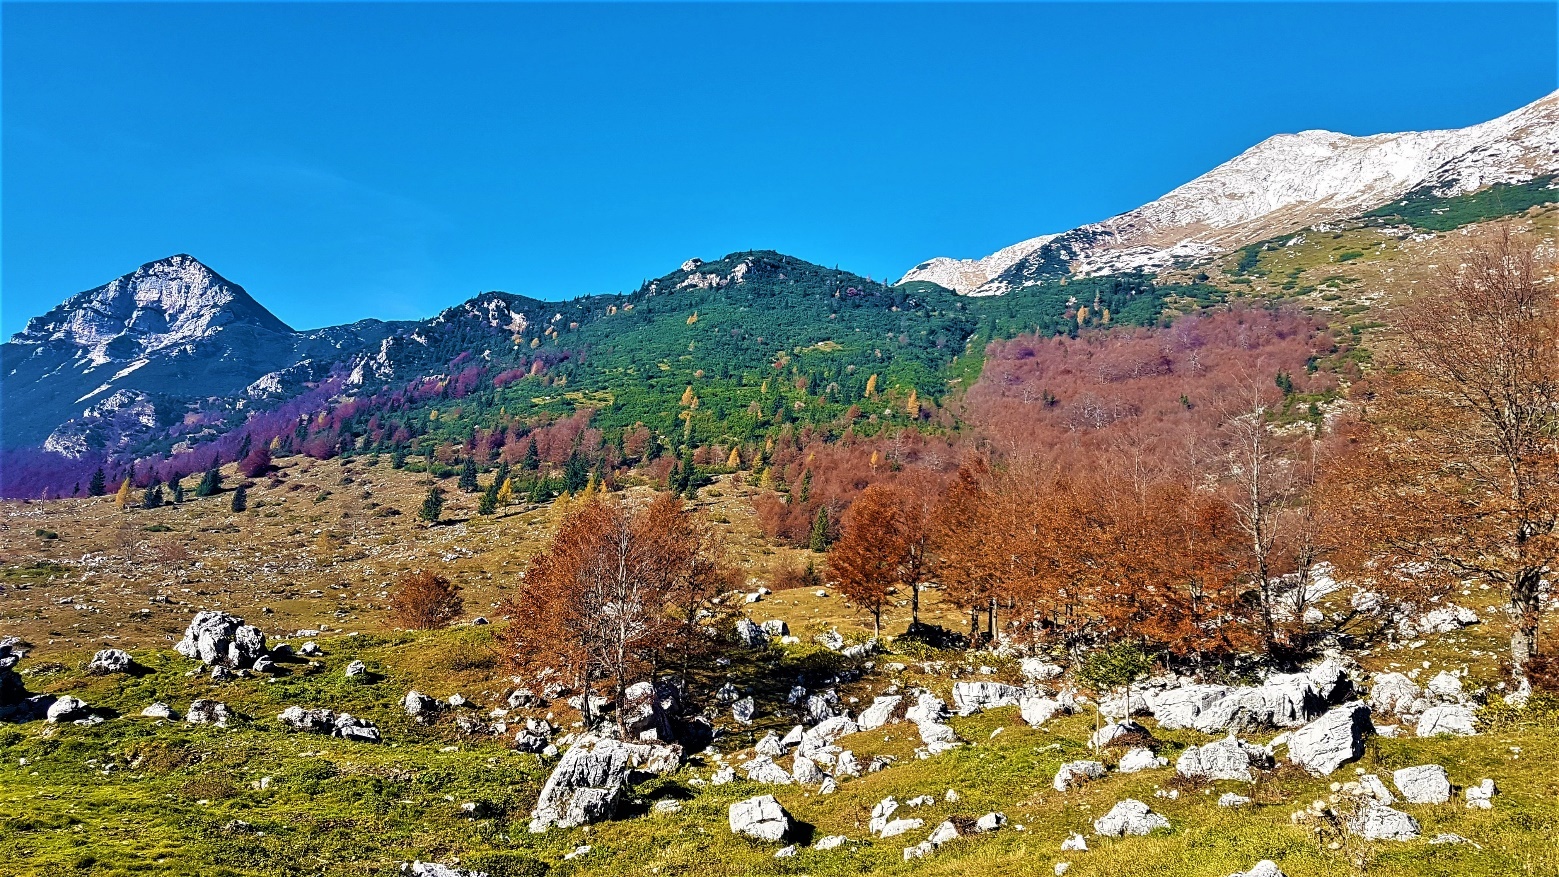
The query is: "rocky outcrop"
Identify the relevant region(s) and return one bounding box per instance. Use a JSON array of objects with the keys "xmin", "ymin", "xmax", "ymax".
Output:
[
  {"xmin": 1053, "ymin": 760, "xmax": 1107, "ymax": 792},
  {"xmin": 277, "ymin": 706, "xmax": 380, "ymax": 743},
  {"xmin": 175, "ymin": 611, "xmax": 267, "ymax": 669},
  {"xmin": 1346, "ymin": 805, "xmax": 1421, "ymax": 841},
  {"xmin": 1416, "ymin": 704, "xmax": 1477, "ymax": 737},
  {"xmin": 1288, "ymin": 702, "xmax": 1371, "ymax": 775},
  {"xmin": 87, "ymin": 649, "xmax": 133, "ymax": 675},
  {"xmin": 1392, "ymin": 765, "xmax": 1452, "ymax": 804},
  {"xmin": 728, "ymin": 794, "xmax": 791, "ymax": 841},
  {"xmin": 1176, "ymin": 736, "xmax": 1272, "ymax": 782},
  {"xmin": 1093, "ymin": 799, "xmax": 1170, "ymax": 837},
  {"xmin": 951, "ymin": 681, "xmax": 1023, "ymax": 715},
  {"xmin": 529, "ymin": 735, "xmax": 638, "ymax": 831}
]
